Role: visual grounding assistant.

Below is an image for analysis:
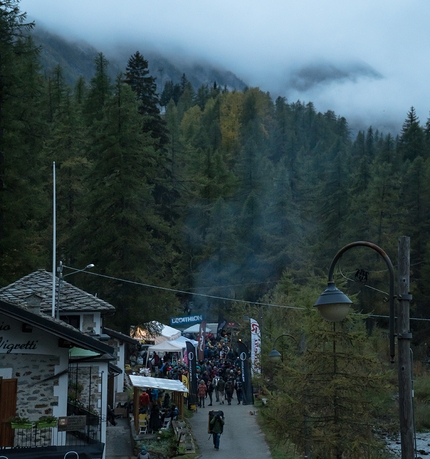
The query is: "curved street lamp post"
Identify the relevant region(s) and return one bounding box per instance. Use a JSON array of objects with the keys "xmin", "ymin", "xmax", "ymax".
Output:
[
  {"xmin": 268, "ymin": 333, "xmax": 299, "ymax": 362},
  {"xmin": 314, "ymin": 238, "xmax": 414, "ymax": 459}
]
